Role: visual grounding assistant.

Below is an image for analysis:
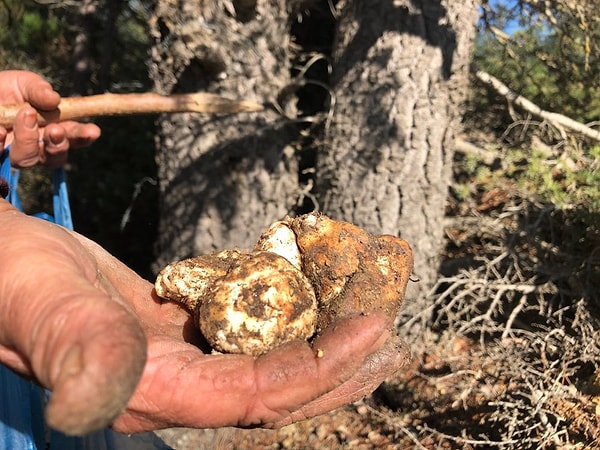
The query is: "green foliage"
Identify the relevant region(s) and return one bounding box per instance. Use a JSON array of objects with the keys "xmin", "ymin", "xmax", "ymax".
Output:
[
  {"xmin": 461, "ymin": 145, "xmax": 600, "ymax": 213},
  {"xmin": 451, "ymin": 152, "xmax": 485, "ymax": 200},
  {"xmin": 452, "ymin": 183, "xmax": 472, "ymax": 202},
  {"xmin": 522, "ymin": 147, "xmax": 600, "ymax": 212},
  {"xmin": 16, "ymin": 11, "xmax": 60, "ymax": 49},
  {"xmin": 475, "ymin": 1, "xmax": 600, "ymax": 124},
  {"xmin": 1, "ymin": 2, "xmax": 59, "ymax": 71},
  {"xmin": 466, "ymin": 1, "xmax": 600, "ymax": 214}
]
